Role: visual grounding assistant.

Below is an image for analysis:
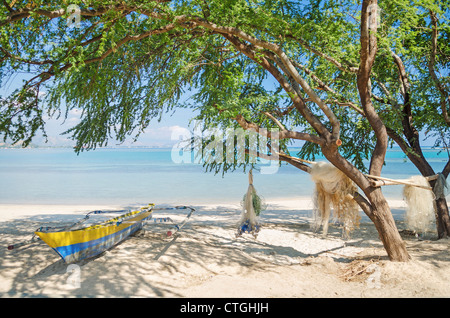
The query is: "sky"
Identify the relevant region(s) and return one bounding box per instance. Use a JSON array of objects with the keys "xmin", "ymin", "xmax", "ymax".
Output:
[
  {"xmin": 41, "ymin": 106, "xmax": 198, "ymax": 148},
  {"xmin": 0, "ymin": 71, "xmax": 200, "ymax": 148}
]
